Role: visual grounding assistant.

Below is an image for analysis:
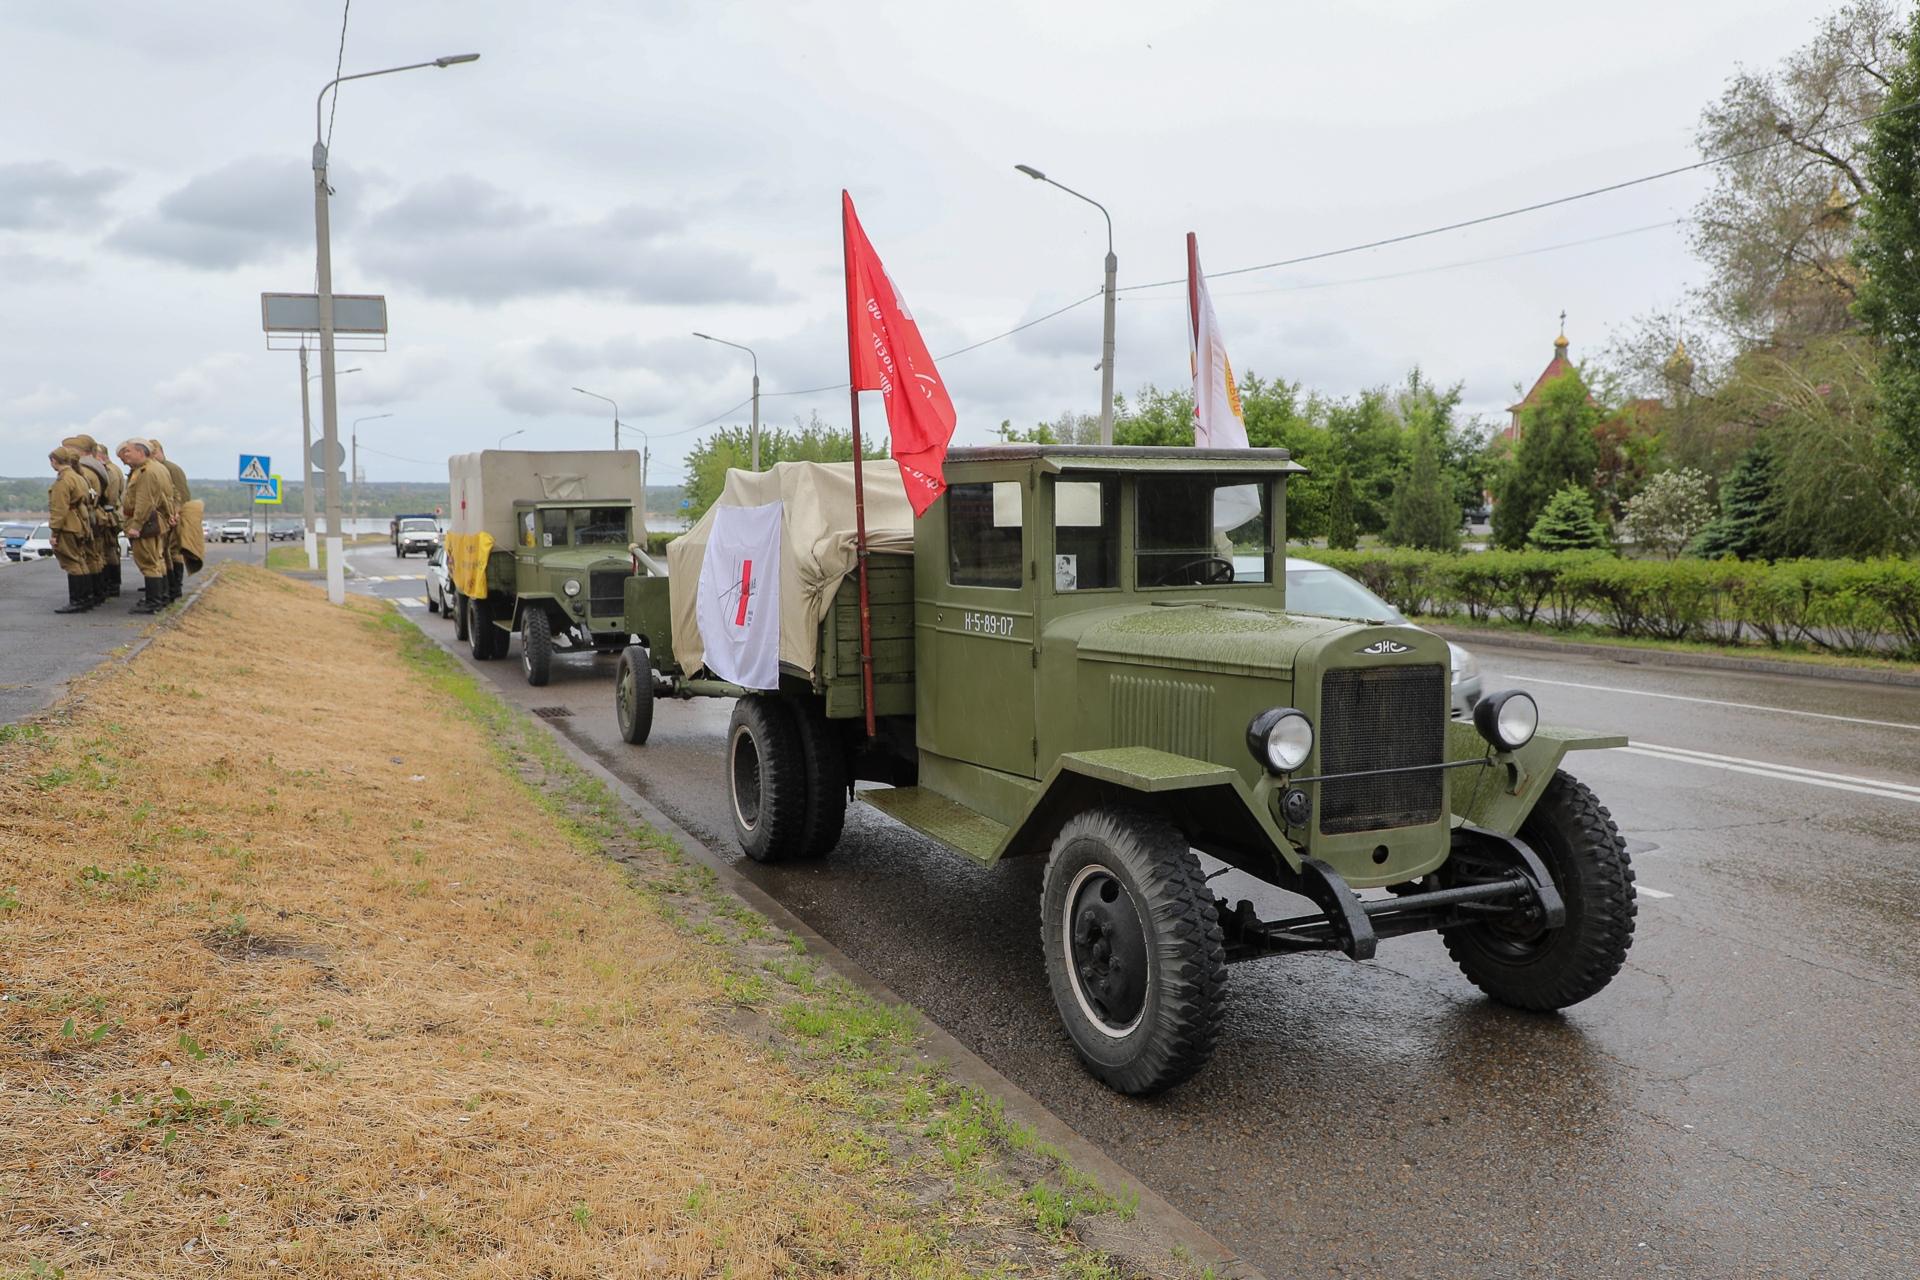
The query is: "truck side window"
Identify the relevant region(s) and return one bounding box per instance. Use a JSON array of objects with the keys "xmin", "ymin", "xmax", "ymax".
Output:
[
  {"xmin": 540, "ymin": 508, "xmax": 569, "ymax": 548},
  {"xmin": 1052, "ymin": 478, "xmax": 1117, "ymax": 591},
  {"xmin": 948, "ymin": 481, "xmax": 1023, "ymax": 588},
  {"xmin": 1137, "ymin": 476, "xmax": 1271, "ymax": 586}
]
